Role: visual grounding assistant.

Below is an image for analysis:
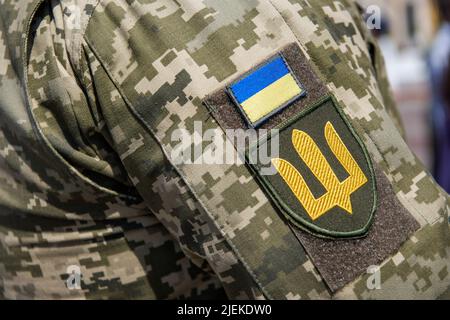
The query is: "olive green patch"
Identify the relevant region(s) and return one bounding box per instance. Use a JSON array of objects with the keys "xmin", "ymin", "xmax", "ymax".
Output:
[{"xmin": 251, "ymin": 96, "xmax": 376, "ymax": 238}]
